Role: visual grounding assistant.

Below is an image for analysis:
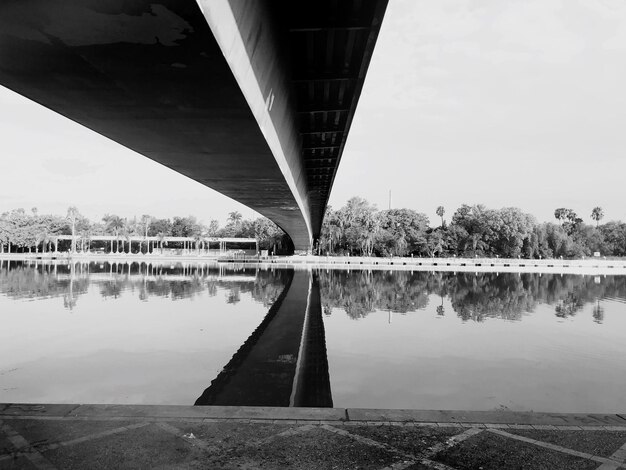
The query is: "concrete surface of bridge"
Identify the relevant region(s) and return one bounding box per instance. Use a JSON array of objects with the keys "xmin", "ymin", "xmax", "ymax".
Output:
[{"xmin": 0, "ymin": 0, "xmax": 387, "ymax": 251}]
